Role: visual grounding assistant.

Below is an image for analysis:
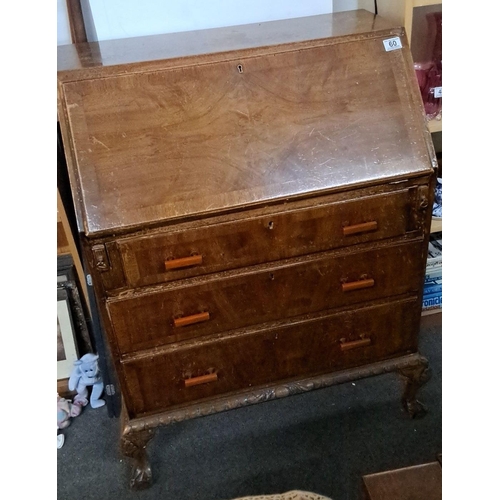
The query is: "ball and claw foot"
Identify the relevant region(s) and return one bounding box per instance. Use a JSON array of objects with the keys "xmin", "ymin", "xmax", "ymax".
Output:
[
  {"xmin": 130, "ymin": 462, "xmax": 153, "ymax": 491},
  {"xmin": 402, "ymin": 397, "xmax": 428, "ymax": 419},
  {"xmin": 121, "ymin": 428, "xmax": 156, "ymax": 490}
]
